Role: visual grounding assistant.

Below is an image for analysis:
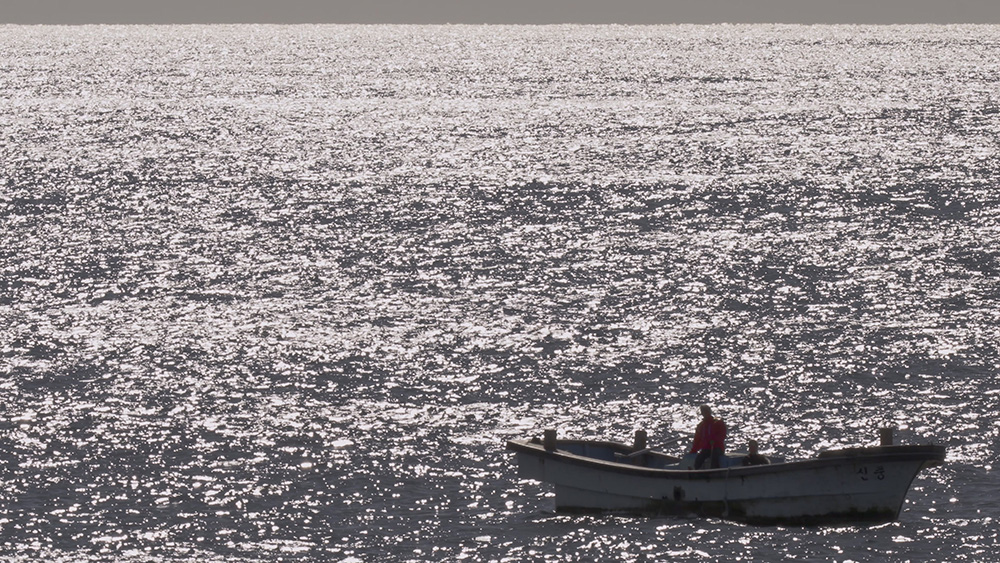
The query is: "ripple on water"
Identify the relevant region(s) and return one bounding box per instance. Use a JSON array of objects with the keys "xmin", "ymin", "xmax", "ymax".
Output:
[{"xmin": 2, "ymin": 23, "xmax": 1000, "ymax": 561}]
